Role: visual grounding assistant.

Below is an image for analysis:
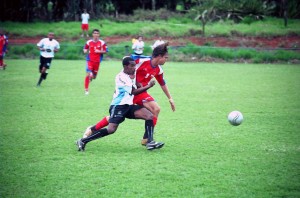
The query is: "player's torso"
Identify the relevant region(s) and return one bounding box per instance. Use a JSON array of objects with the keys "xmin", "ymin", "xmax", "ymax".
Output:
[
  {"xmin": 86, "ymin": 40, "xmax": 103, "ymax": 62},
  {"xmin": 111, "ymin": 71, "xmax": 135, "ymax": 105},
  {"xmin": 41, "ymin": 39, "xmax": 58, "ymax": 50},
  {"xmin": 136, "ymin": 60, "xmax": 161, "ymax": 86}
]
